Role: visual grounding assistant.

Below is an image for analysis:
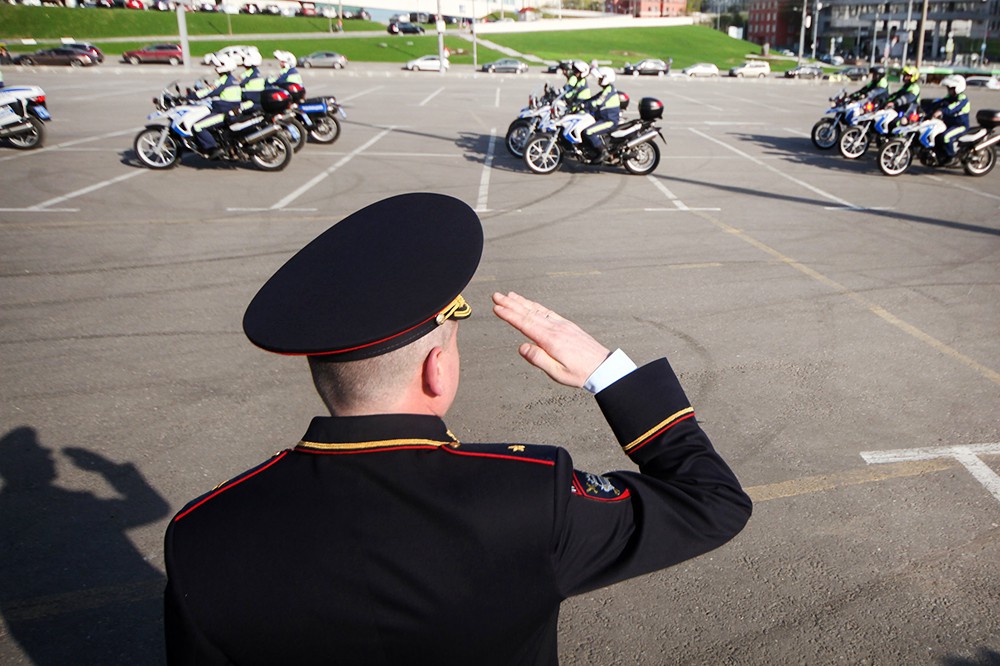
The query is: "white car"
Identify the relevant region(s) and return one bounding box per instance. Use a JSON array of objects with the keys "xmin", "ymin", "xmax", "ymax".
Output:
[
  {"xmin": 405, "ymin": 55, "xmax": 449, "ymax": 72},
  {"xmin": 966, "ymin": 76, "xmax": 1000, "ymax": 90},
  {"xmin": 202, "ymin": 45, "xmax": 259, "ymax": 66},
  {"xmin": 682, "ymin": 62, "xmax": 720, "ymax": 78},
  {"xmin": 729, "ymin": 60, "xmax": 771, "ymax": 78}
]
